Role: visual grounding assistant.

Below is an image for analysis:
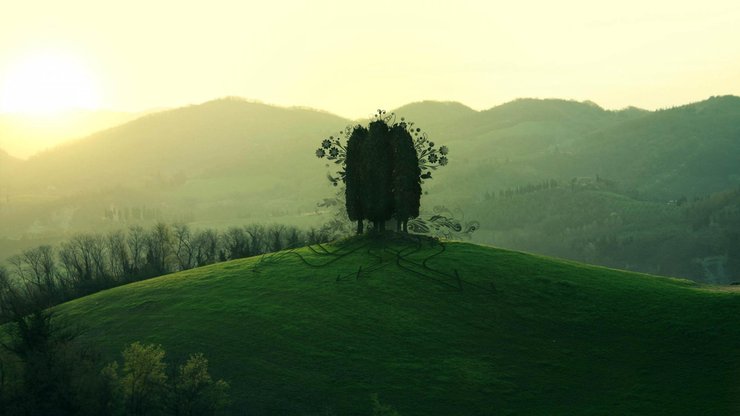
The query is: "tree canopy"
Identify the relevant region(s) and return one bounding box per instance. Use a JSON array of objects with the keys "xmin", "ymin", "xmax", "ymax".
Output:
[{"xmin": 316, "ymin": 110, "xmax": 448, "ymax": 233}]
